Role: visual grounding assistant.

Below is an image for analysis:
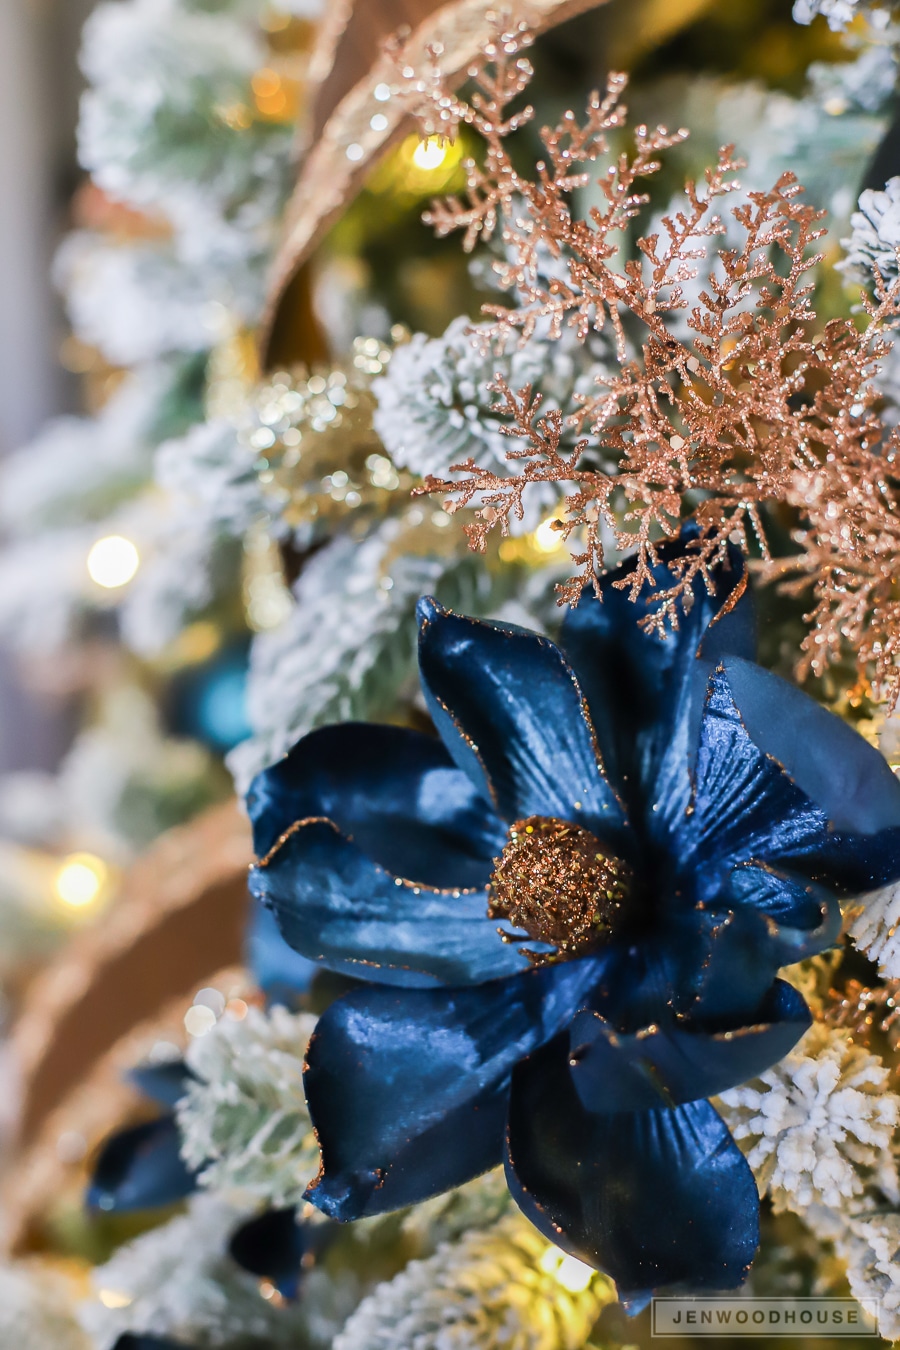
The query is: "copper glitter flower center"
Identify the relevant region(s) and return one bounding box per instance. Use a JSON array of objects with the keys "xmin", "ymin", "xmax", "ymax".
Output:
[{"xmin": 487, "ymin": 815, "xmax": 632, "ymax": 966}]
